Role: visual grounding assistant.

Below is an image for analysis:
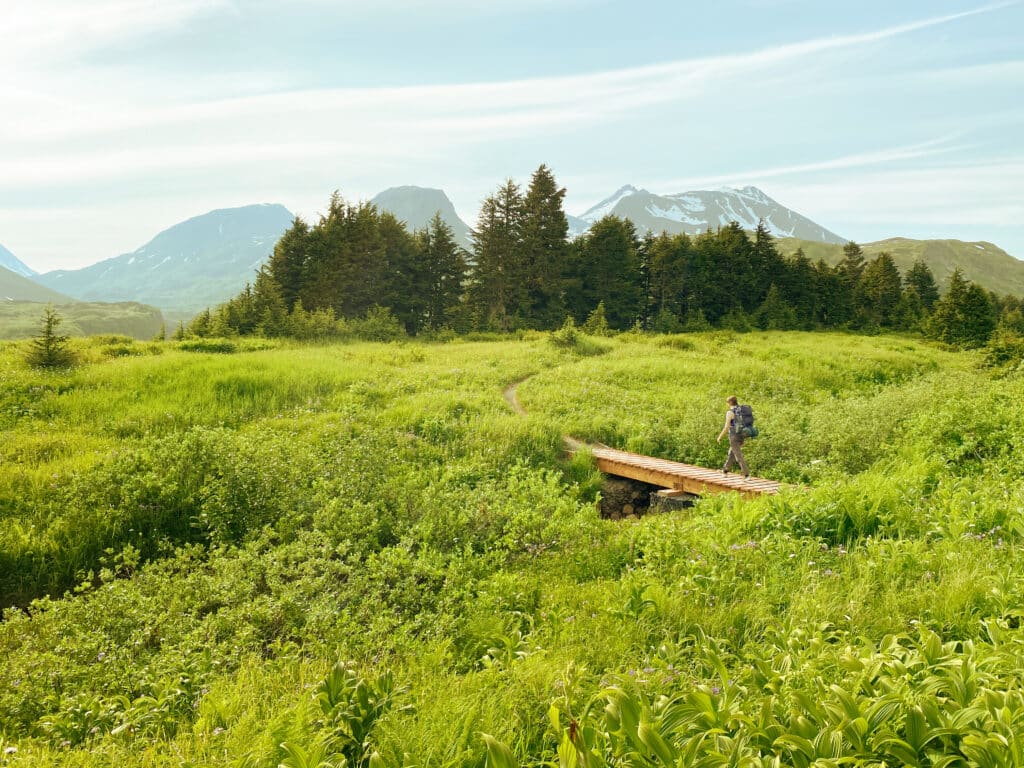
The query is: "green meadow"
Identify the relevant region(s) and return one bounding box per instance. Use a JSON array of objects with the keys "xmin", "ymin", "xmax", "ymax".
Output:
[{"xmin": 2, "ymin": 331, "xmax": 1024, "ymax": 766}]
